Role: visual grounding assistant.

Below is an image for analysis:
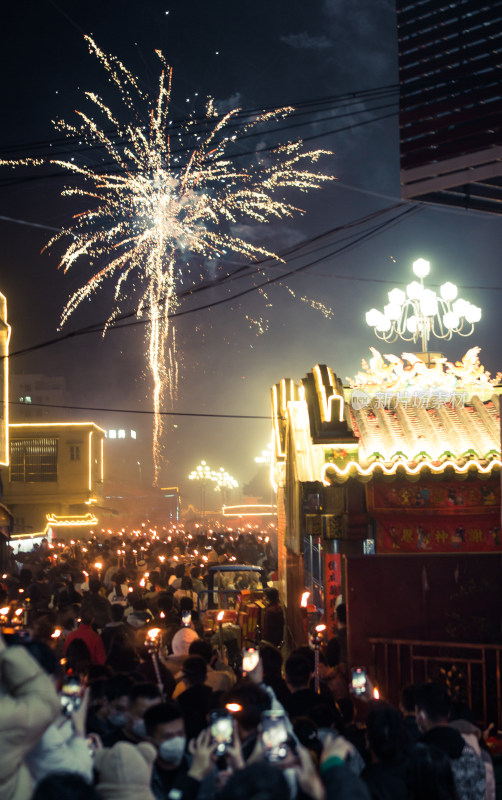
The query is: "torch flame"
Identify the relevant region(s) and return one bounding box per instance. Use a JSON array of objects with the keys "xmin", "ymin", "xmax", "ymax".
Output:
[{"xmin": 301, "ymin": 591, "xmax": 310, "ymax": 608}]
